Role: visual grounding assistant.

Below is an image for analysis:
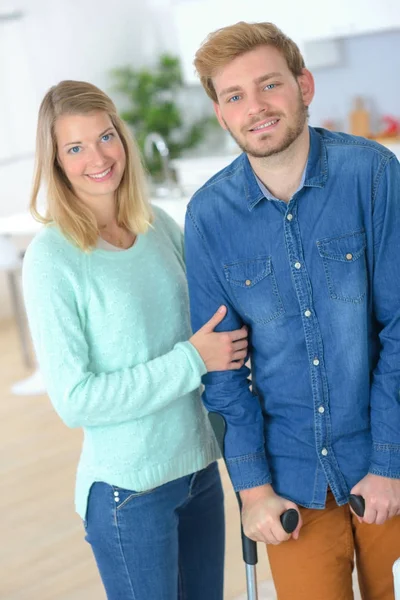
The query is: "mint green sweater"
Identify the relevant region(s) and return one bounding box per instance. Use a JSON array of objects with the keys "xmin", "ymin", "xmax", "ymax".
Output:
[{"xmin": 23, "ymin": 206, "xmax": 219, "ymax": 519}]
